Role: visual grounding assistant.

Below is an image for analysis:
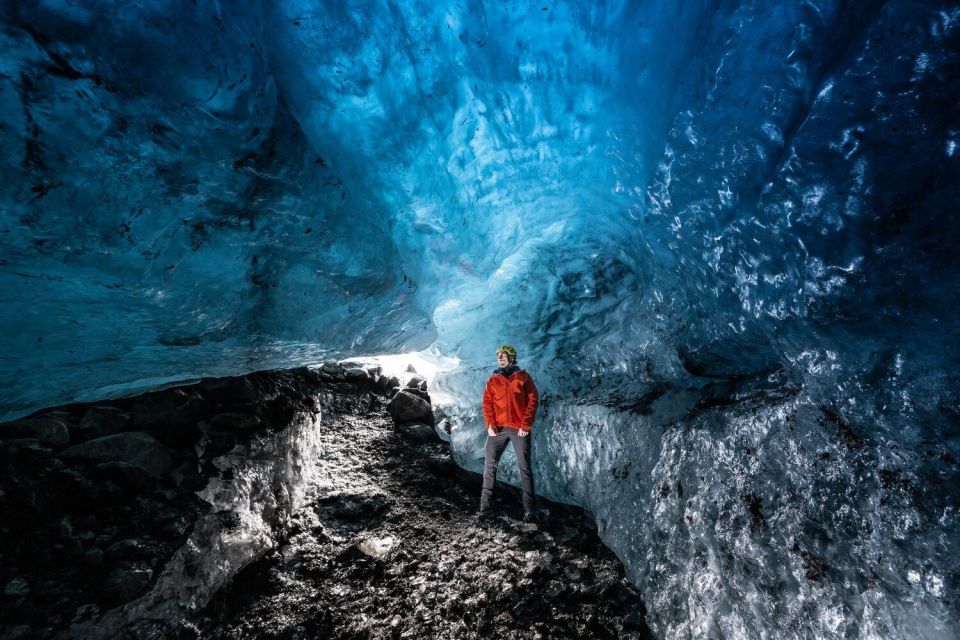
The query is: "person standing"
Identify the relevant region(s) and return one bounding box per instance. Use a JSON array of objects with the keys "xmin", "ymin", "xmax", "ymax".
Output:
[{"xmin": 476, "ymin": 345, "xmax": 540, "ymax": 523}]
